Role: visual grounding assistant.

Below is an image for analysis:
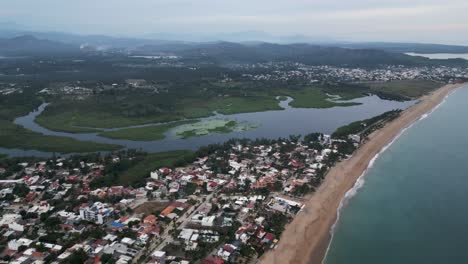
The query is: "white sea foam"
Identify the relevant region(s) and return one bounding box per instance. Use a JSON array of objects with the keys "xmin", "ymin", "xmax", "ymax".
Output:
[{"xmin": 322, "ymin": 86, "xmax": 462, "ymax": 263}]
